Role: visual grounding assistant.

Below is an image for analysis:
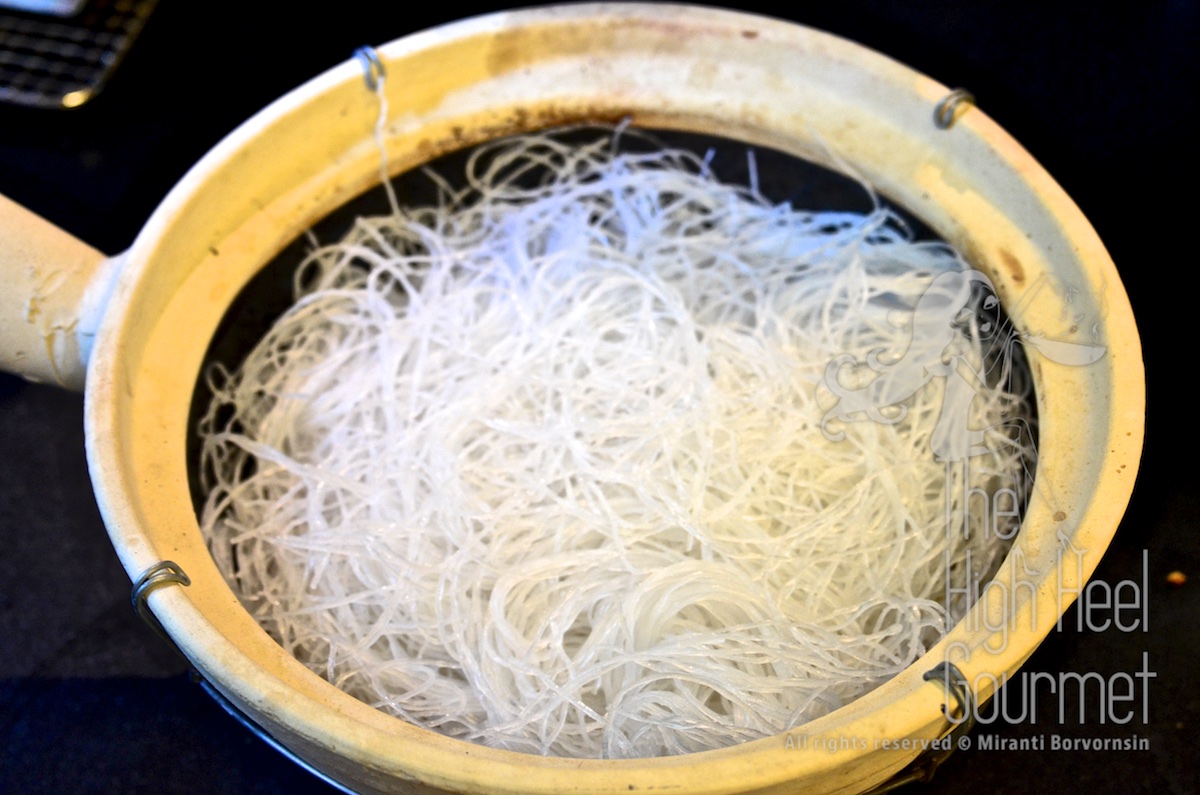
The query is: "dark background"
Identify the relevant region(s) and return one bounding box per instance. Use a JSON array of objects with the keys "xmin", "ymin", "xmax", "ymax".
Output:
[{"xmin": 1, "ymin": 2, "xmax": 1195, "ymax": 793}]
